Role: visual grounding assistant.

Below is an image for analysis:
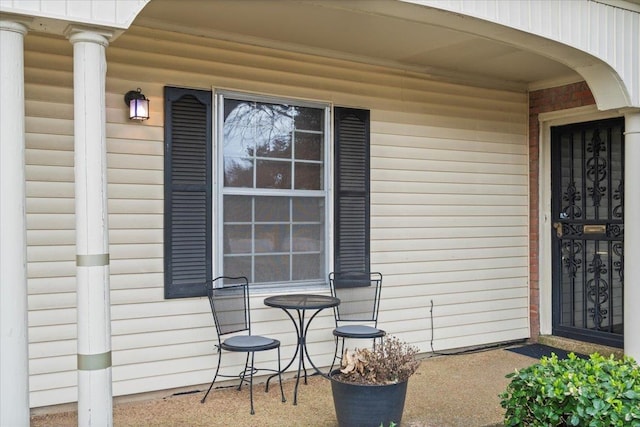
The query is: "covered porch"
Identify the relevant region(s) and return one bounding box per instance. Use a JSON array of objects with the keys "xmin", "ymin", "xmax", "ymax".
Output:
[{"xmin": 2, "ymin": 1, "xmax": 639, "ymax": 425}]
